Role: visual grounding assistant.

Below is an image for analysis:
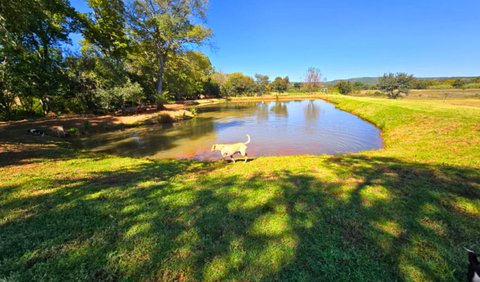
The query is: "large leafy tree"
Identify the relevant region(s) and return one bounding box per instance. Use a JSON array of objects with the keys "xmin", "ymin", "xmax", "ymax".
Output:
[
  {"xmin": 378, "ymin": 73, "xmax": 414, "ymax": 98},
  {"xmin": 224, "ymin": 73, "xmax": 255, "ymax": 97},
  {"xmin": 164, "ymin": 51, "xmax": 213, "ymax": 100},
  {"xmin": 84, "ymin": 0, "xmax": 130, "ymax": 59},
  {"xmin": 271, "ymin": 76, "xmax": 289, "ymax": 93},
  {"xmin": 0, "ymin": 0, "xmax": 84, "ymax": 117},
  {"xmin": 127, "ymin": 0, "xmax": 212, "ymax": 104},
  {"xmin": 254, "ymin": 74, "xmax": 270, "ymax": 95}
]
